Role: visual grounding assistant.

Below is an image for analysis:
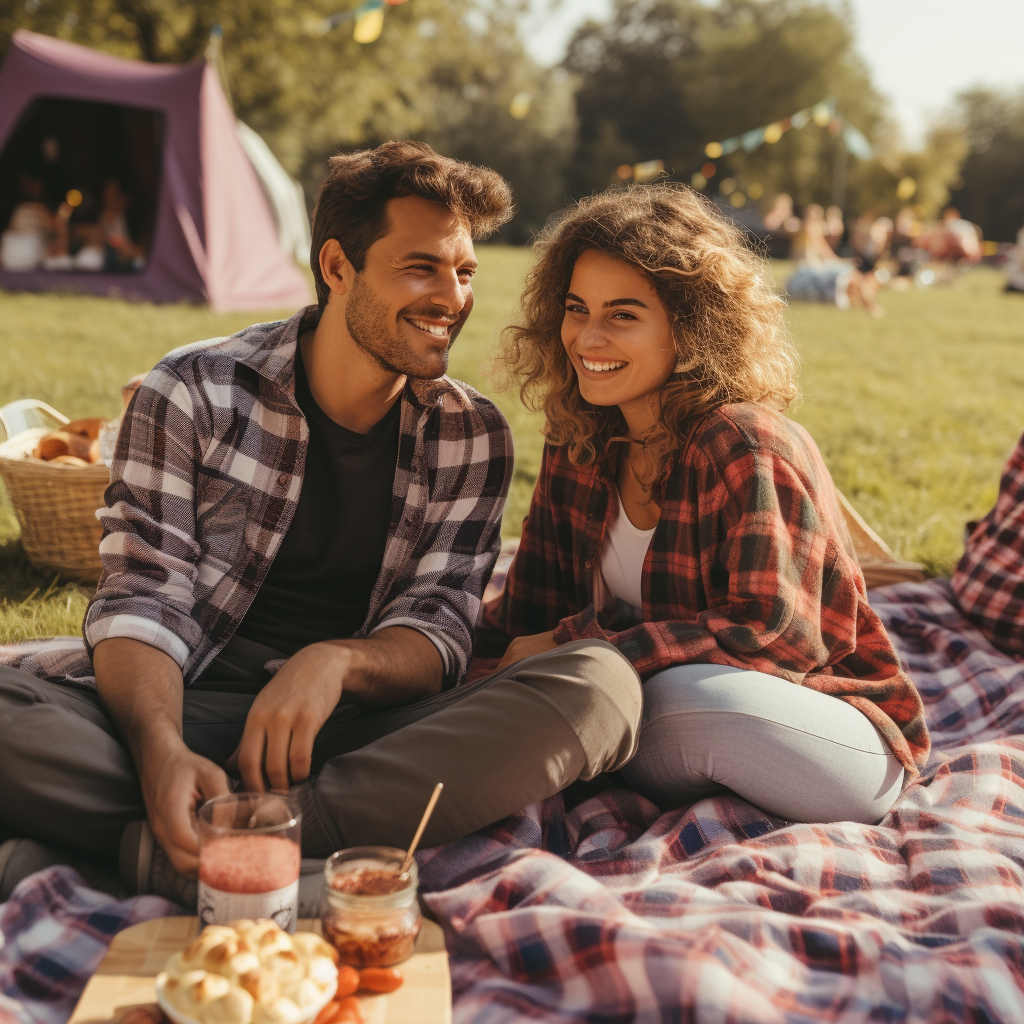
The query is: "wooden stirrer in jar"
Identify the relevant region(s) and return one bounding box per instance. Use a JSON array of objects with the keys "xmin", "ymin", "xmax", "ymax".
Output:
[{"xmin": 398, "ymin": 782, "xmax": 443, "ymax": 879}]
